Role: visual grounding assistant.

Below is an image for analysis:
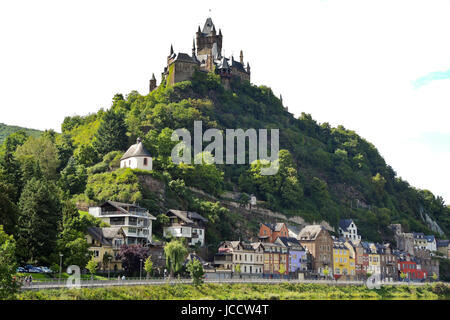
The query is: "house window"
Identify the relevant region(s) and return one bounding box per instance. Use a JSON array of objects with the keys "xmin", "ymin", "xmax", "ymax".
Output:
[
  {"xmin": 94, "ymin": 250, "xmax": 99, "ymax": 257},
  {"xmin": 144, "ymin": 158, "xmax": 148, "ymax": 166}
]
